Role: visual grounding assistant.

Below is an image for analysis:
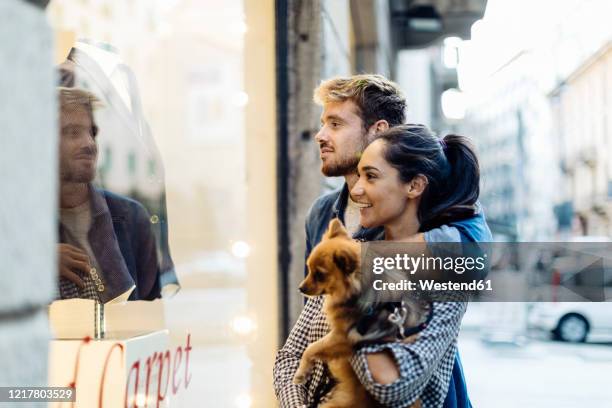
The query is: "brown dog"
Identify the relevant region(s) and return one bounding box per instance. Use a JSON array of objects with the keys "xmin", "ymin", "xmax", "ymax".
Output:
[{"xmin": 293, "ymin": 218, "xmax": 422, "ymax": 408}]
